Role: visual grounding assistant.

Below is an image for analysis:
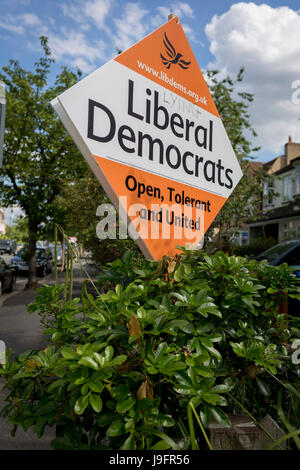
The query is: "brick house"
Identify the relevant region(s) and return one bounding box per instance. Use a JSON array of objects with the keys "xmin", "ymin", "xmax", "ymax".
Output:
[{"xmin": 247, "ymin": 137, "xmax": 300, "ymax": 242}]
